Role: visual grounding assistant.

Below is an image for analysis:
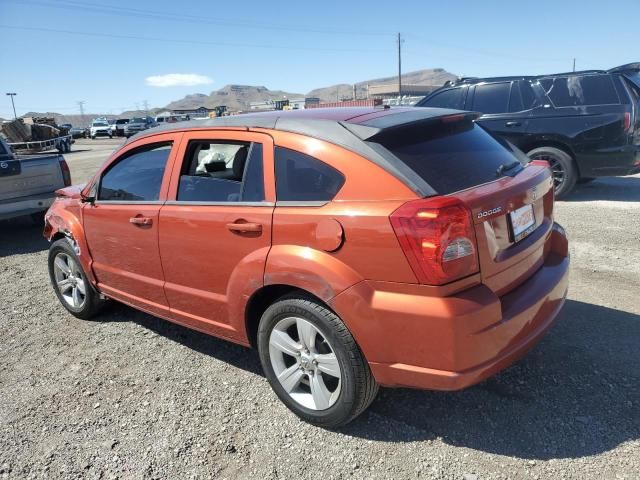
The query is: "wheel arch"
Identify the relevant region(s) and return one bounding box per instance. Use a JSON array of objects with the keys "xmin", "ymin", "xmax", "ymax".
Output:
[
  {"xmin": 244, "ymin": 284, "xmax": 331, "ymax": 348},
  {"xmin": 44, "ymin": 209, "xmax": 96, "ymax": 284},
  {"xmin": 523, "ymin": 139, "xmax": 581, "ymax": 175}
]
